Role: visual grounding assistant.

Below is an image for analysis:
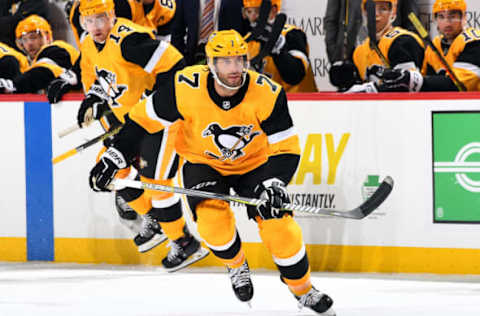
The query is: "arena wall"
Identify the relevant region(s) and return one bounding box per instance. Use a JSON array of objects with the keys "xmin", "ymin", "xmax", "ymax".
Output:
[{"xmin": 1, "ymin": 93, "xmax": 479, "ymax": 274}]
